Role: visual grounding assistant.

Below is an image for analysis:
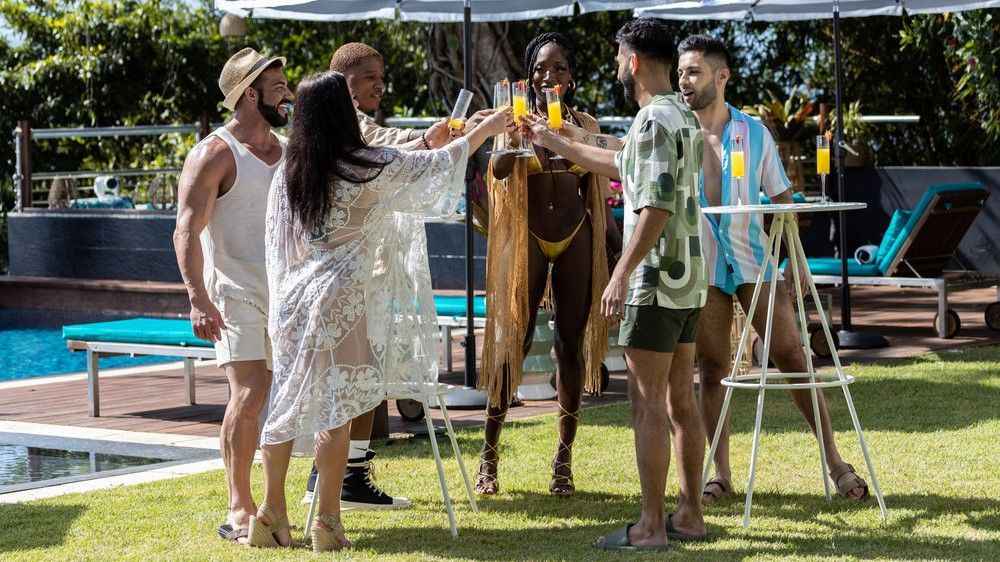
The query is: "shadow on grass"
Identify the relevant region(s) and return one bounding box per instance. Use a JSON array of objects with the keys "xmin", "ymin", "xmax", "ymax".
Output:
[
  {"xmin": 360, "ymin": 491, "xmax": 1000, "ymax": 561},
  {"xmin": 573, "ymin": 365, "xmax": 1000, "ymax": 433},
  {"xmin": 0, "ymin": 503, "xmax": 86, "ymax": 552}
]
